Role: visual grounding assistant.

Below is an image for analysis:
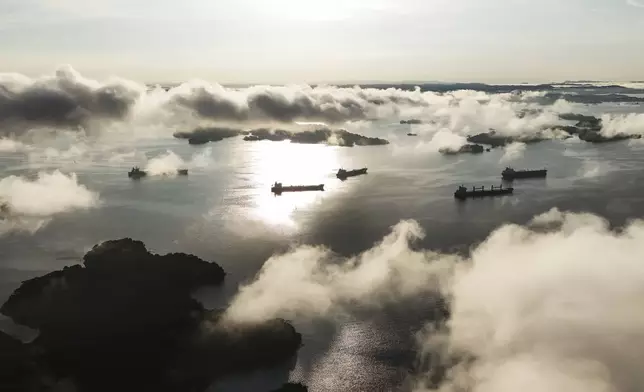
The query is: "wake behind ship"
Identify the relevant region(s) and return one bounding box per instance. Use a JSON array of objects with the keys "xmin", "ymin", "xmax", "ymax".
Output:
[{"xmin": 271, "ymin": 182, "xmax": 325, "ymax": 194}]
